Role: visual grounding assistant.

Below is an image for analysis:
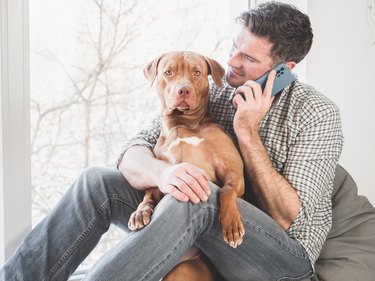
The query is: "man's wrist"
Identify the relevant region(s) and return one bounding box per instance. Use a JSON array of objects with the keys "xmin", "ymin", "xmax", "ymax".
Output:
[
  {"xmin": 237, "ymin": 128, "xmax": 260, "ymax": 147},
  {"xmin": 149, "ymin": 160, "xmax": 170, "ymax": 189}
]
